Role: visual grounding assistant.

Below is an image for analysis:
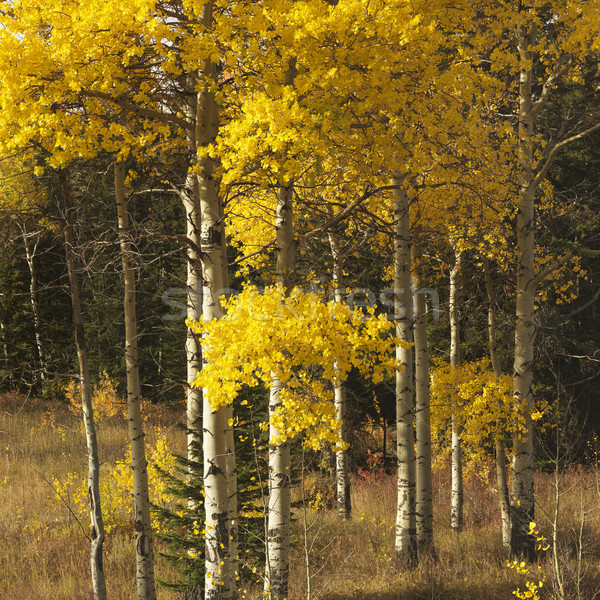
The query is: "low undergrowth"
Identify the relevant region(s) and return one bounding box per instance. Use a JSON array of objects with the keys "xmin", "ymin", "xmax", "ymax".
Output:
[{"xmin": 2, "ymin": 392, "xmax": 600, "ymax": 599}]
